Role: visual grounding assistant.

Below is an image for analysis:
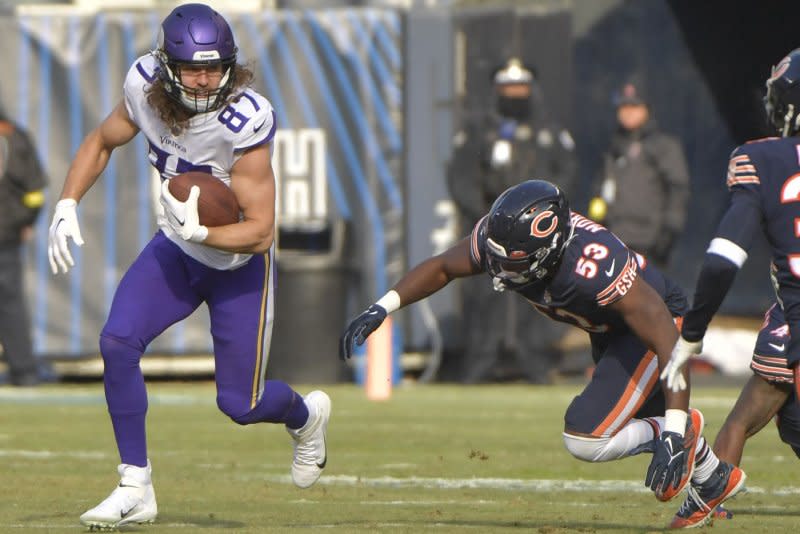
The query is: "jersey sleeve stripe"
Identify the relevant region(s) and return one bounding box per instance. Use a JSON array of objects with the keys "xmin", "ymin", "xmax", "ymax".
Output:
[
  {"xmin": 596, "ymin": 258, "xmax": 628, "ymax": 299},
  {"xmin": 733, "ymin": 164, "xmax": 756, "ymax": 173},
  {"xmin": 596, "ymin": 255, "xmax": 637, "ymax": 305},
  {"xmin": 470, "ymin": 216, "xmax": 487, "ymax": 264},
  {"xmin": 726, "ymin": 175, "xmax": 760, "ymax": 186},
  {"xmin": 707, "ymin": 237, "xmax": 748, "ymax": 267},
  {"xmin": 135, "ymin": 62, "xmax": 156, "ymax": 83},
  {"xmin": 726, "ymin": 153, "xmax": 760, "ymax": 187},
  {"xmin": 239, "ymin": 91, "xmax": 261, "ymax": 111},
  {"xmin": 234, "ymin": 110, "xmax": 277, "ymax": 153},
  {"xmin": 753, "ymin": 354, "xmax": 789, "ymax": 365},
  {"xmin": 750, "ymin": 360, "xmax": 794, "ymax": 381},
  {"xmin": 263, "ymin": 110, "xmax": 277, "ymax": 142}
]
